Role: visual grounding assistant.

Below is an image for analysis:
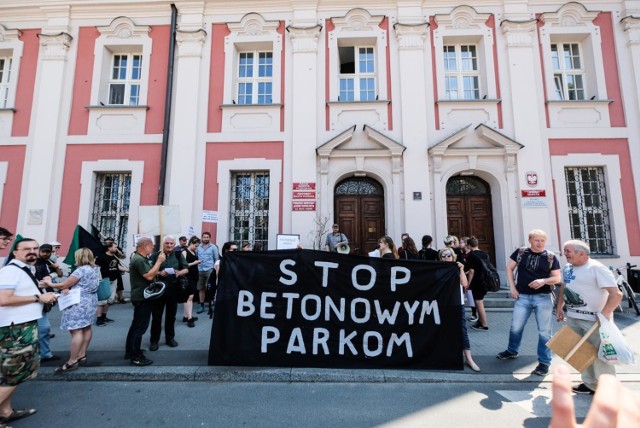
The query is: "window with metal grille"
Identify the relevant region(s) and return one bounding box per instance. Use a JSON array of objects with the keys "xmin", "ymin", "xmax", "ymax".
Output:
[
  {"xmin": 339, "ymin": 46, "xmax": 376, "ymax": 102},
  {"xmin": 0, "ymin": 56, "xmax": 12, "ymax": 108},
  {"xmin": 443, "ymin": 44, "xmax": 480, "ymax": 100},
  {"xmin": 108, "ymin": 53, "xmax": 142, "ymax": 105},
  {"xmin": 237, "ymin": 51, "xmax": 273, "ymax": 105},
  {"xmin": 91, "ymin": 172, "xmax": 131, "ymax": 250},
  {"xmin": 551, "ymin": 43, "xmax": 585, "ymax": 101},
  {"xmin": 564, "ymin": 167, "xmax": 612, "ymax": 255},
  {"xmin": 230, "ymin": 172, "xmax": 269, "ymax": 249}
]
